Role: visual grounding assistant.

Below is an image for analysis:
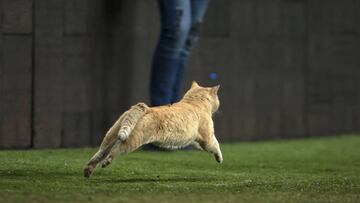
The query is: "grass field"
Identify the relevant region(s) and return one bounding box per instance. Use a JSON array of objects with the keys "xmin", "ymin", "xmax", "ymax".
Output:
[{"xmin": 0, "ymin": 135, "xmax": 359, "ymax": 203}]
